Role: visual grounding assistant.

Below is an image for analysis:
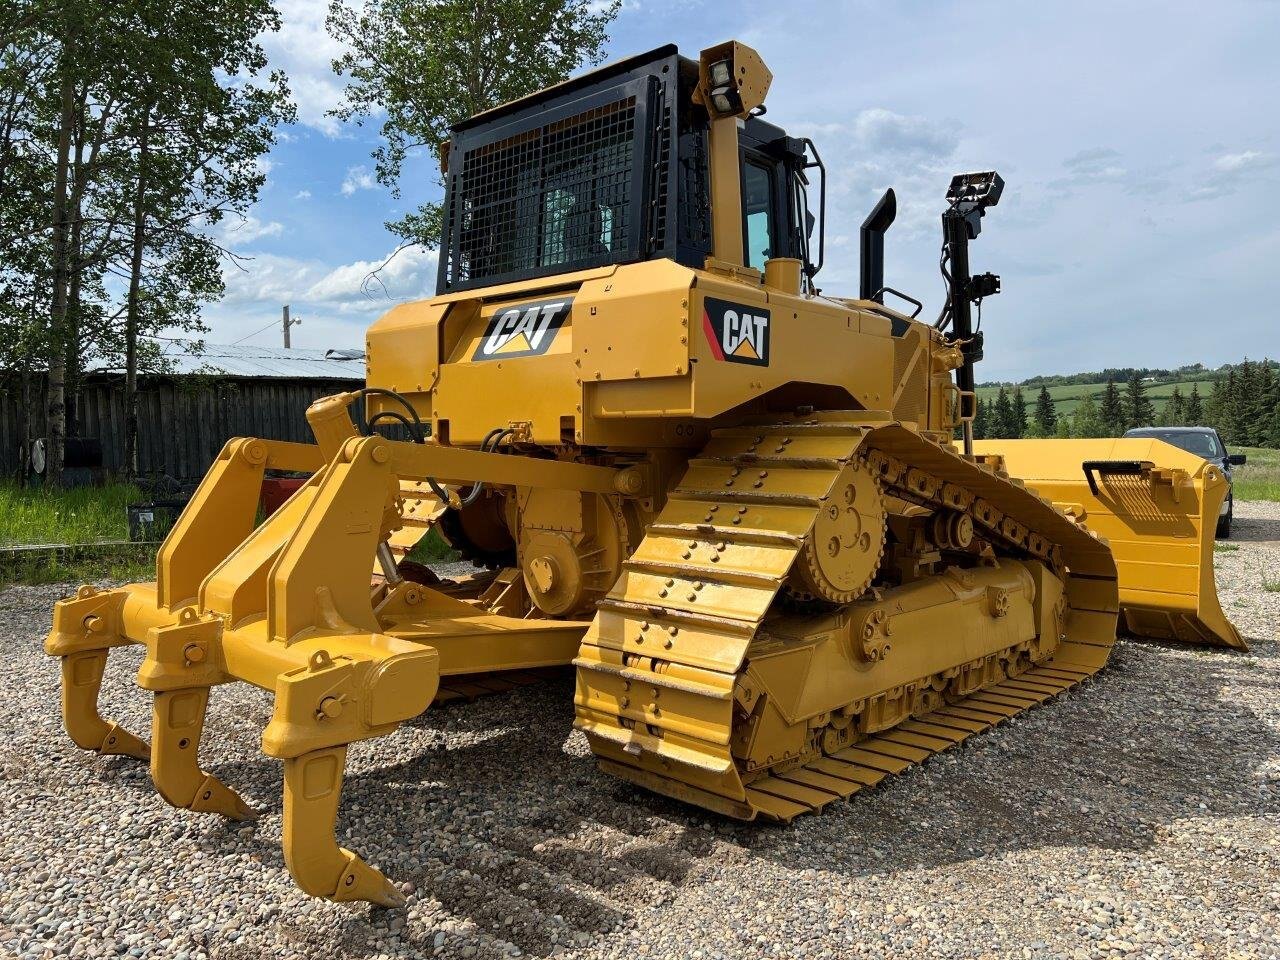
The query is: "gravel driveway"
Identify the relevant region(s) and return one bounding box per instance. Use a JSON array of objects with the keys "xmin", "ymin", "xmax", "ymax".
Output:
[{"xmin": 2, "ymin": 502, "xmax": 1277, "ymax": 960}]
